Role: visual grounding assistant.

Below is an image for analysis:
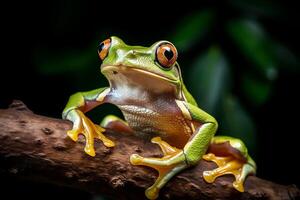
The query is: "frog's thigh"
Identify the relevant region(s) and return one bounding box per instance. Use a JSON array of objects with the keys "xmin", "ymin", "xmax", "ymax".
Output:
[
  {"xmin": 207, "ymin": 136, "xmax": 248, "ymax": 160},
  {"xmin": 100, "ymin": 115, "xmax": 133, "ymax": 134},
  {"xmin": 203, "ymin": 136, "xmax": 255, "ymax": 192}
]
